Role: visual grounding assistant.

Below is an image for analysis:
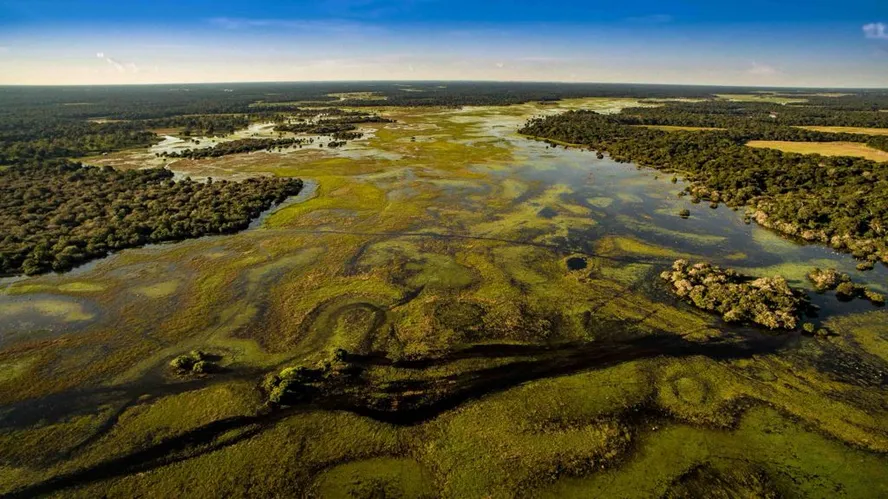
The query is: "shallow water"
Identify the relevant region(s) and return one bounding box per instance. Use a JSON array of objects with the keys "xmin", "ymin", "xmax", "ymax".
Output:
[{"xmin": 474, "ymin": 112, "xmax": 888, "ymax": 319}]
